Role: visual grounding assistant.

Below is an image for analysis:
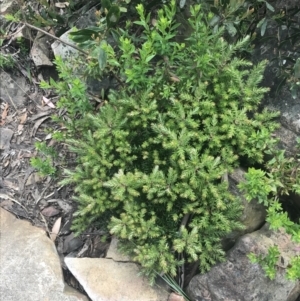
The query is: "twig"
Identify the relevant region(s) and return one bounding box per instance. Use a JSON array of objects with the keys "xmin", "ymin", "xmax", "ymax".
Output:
[
  {"xmin": 35, "ymin": 179, "xmax": 53, "ymax": 204},
  {"xmin": 1, "ymin": 24, "xmax": 26, "ymax": 47},
  {"xmin": 21, "ymin": 21, "xmax": 89, "ymax": 56},
  {"xmin": 3, "ymin": 86, "xmax": 17, "ymax": 111},
  {"xmin": 0, "ymin": 193, "xmax": 29, "ymax": 214},
  {"xmin": 44, "ymin": 185, "xmax": 64, "ymax": 199},
  {"xmin": 39, "ymin": 212, "xmax": 51, "ymax": 237}
]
